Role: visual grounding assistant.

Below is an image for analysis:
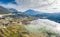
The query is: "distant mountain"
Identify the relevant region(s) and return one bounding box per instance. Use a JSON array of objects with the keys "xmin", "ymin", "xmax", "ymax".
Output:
[
  {"xmin": 9, "ymin": 8, "xmax": 22, "ymax": 14},
  {"xmin": 35, "ymin": 13, "xmax": 60, "ymax": 23},
  {"xmin": 9, "ymin": 8, "xmax": 18, "ymax": 12},
  {"xmin": 20, "ymin": 9, "xmax": 60, "ymax": 23},
  {"xmin": 2, "ymin": 7, "xmax": 60, "ymax": 23},
  {"xmin": 0, "ymin": 6, "xmax": 11, "ymax": 14},
  {"xmin": 22, "ymin": 9, "xmax": 42, "ymax": 16}
]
